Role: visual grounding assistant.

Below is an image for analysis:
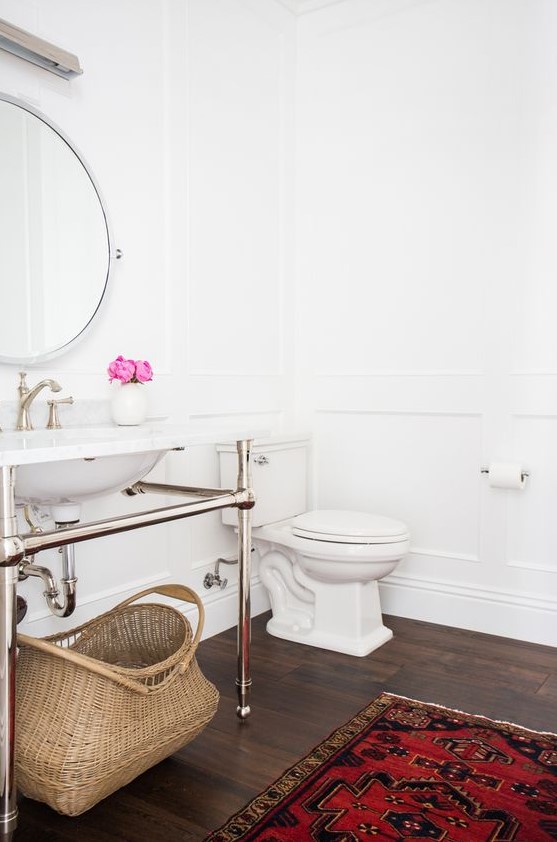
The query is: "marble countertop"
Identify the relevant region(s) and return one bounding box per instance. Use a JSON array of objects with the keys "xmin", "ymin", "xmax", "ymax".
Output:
[{"xmin": 0, "ymin": 421, "xmax": 269, "ymax": 466}]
